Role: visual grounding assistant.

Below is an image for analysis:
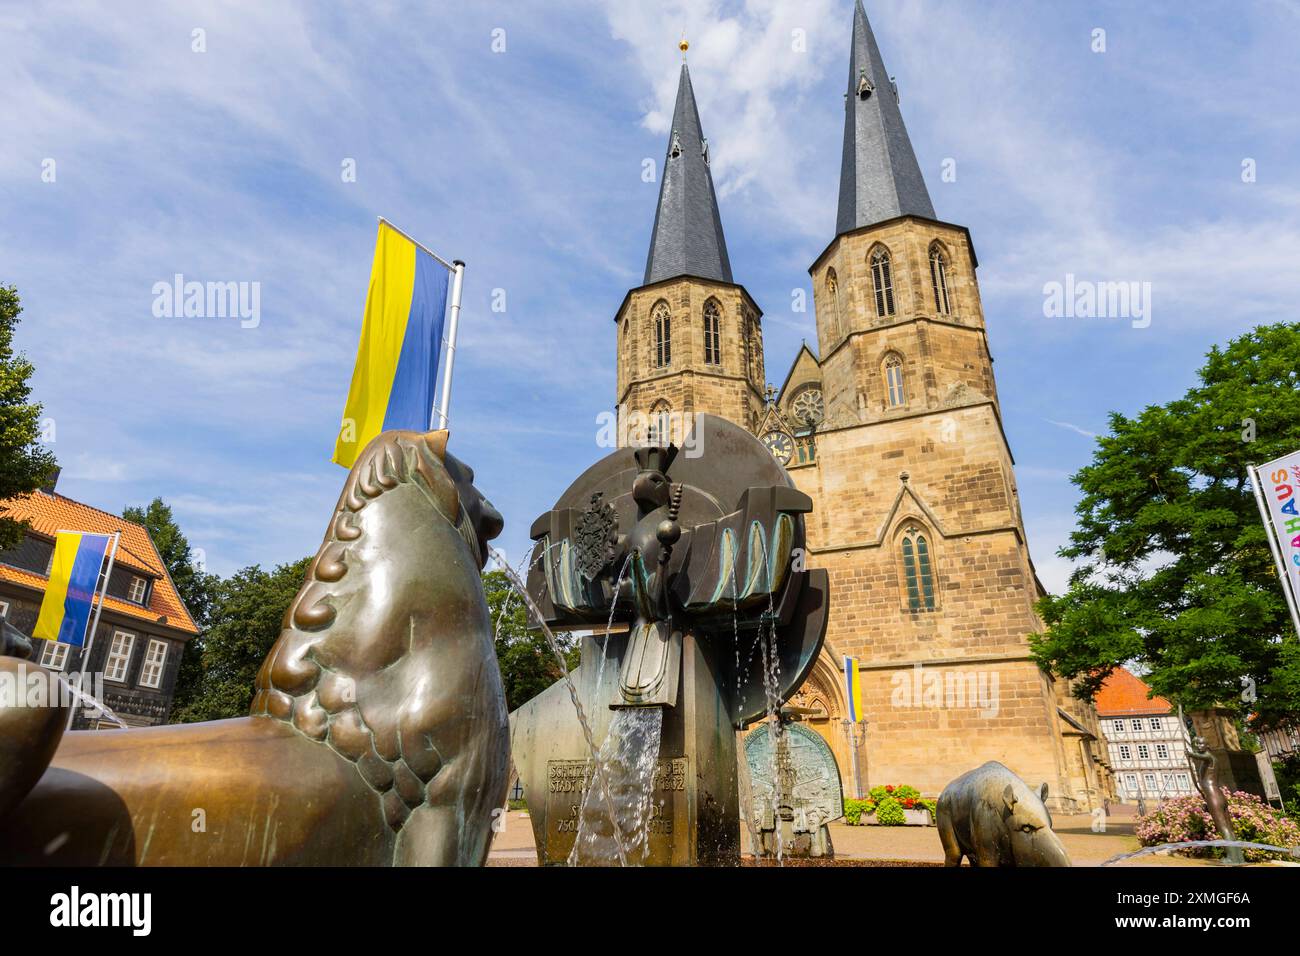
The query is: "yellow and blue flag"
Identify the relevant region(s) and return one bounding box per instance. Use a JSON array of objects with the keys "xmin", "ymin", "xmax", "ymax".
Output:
[
  {"xmin": 33, "ymin": 532, "xmax": 111, "ymax": 647},
  {"xmin": 844, "ymin": 655, "xmax": 863, "ymax": 723},
  {"xmin": 333, "ymin": 221, "xmax": 449, "ymax": 468}
]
